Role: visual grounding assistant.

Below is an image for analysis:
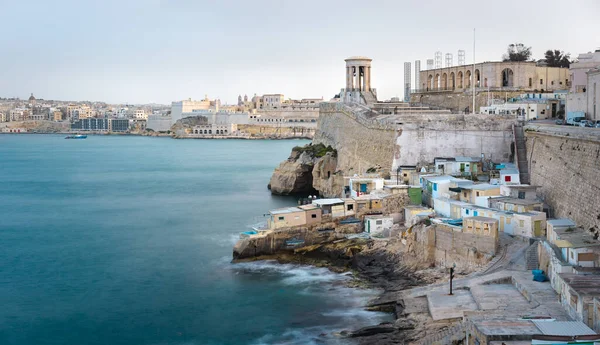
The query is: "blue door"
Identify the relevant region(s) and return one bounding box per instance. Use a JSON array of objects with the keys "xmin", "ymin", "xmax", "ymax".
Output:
[
  {"xmin": 473, "ymin": 211, "xmax": 478, "ymax": 216},
  {"xmin": 360, "ymin": 184, "xmax": 367, "ymax": 193}
]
